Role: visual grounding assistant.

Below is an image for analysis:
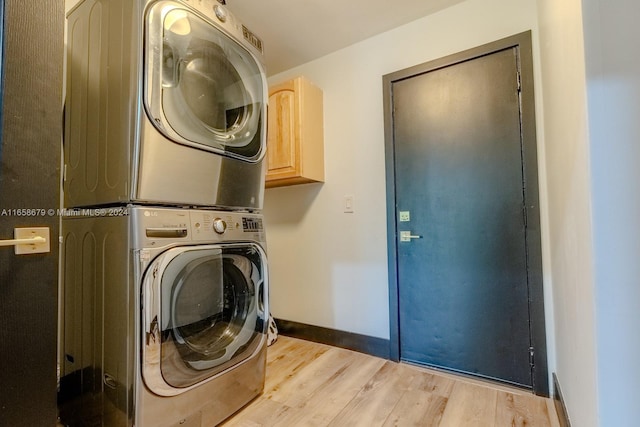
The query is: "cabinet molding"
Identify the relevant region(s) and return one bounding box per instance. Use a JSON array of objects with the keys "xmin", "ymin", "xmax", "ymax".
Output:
[{"xmin": 266, "ymin": 76, "xmax": 324, "ymax": 188}]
